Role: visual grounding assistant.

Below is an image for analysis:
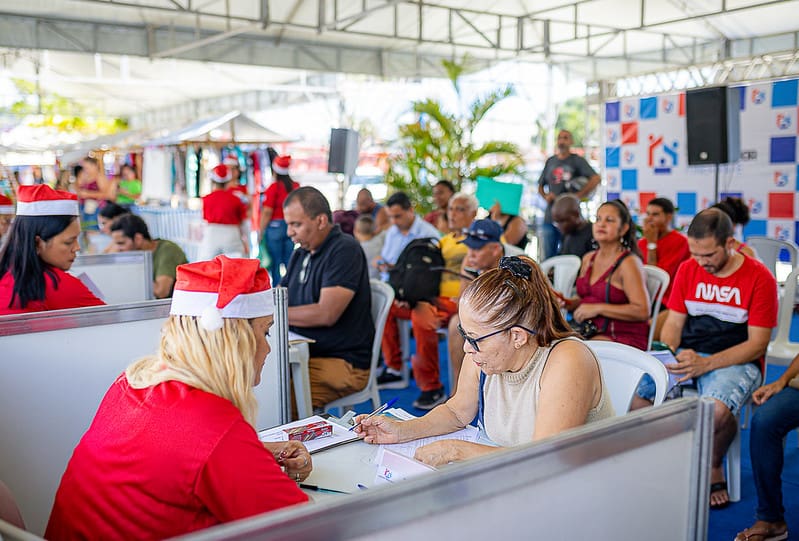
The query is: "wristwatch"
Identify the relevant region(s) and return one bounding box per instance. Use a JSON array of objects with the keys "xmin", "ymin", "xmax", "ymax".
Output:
[{"xmin": 647, "ymin": 242, "xmax": 657, "ymax": 251}]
